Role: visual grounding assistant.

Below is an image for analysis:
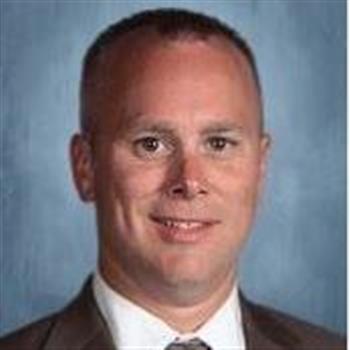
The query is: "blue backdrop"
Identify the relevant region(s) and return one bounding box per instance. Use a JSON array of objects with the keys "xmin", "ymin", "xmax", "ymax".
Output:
[{"xmin": 0, "ymin": 0, "xmax": 346, "ymax": 336}]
